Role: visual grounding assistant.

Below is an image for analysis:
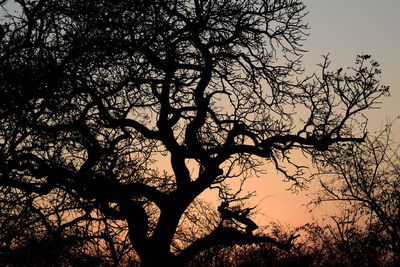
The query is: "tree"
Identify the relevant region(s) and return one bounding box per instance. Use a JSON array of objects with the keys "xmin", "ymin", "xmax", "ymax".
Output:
[
  {"xmin": 311, "ymin": 121, "xmax": 400, "ymax": 265},
  {"xmin": 0, "ymin": 186, "xmax": 138, "ymax": 266},
  {"xmin": 0, "ymin": 0, "xmax": 389, "ymax": 266}
]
